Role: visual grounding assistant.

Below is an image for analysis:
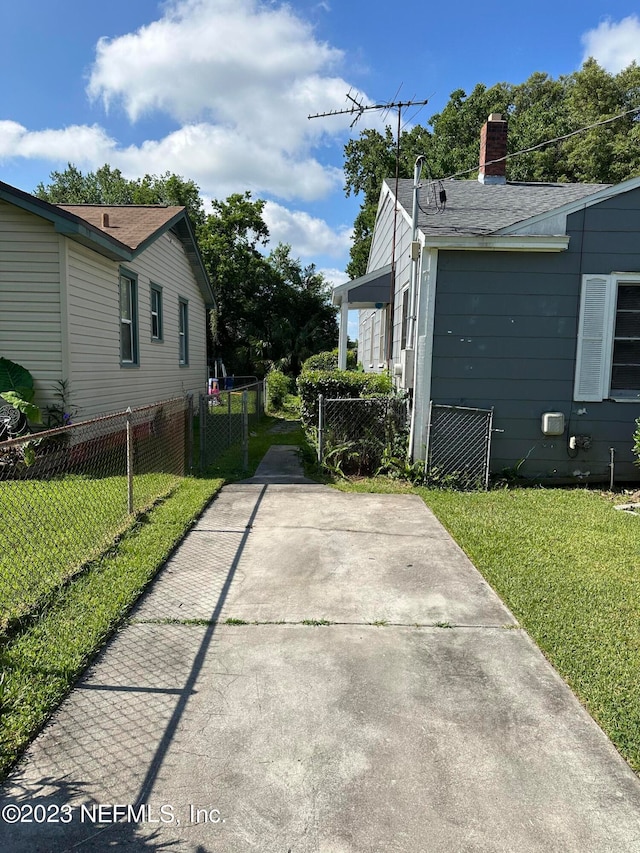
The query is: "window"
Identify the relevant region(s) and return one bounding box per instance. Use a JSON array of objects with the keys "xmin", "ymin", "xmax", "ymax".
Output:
[
  {"xmin": 401, "ymin": 287, "xmax": 410, "ymax": 350},
  {"xmin": 178, "ymin": 298, "xmax": 189, "ymax": 365},
  {"xmin": 150, "ymin": 283, "xmax": 163, "ymax": 341},
  {"xmin": 378, "ymin": 308, "xmax": 386, "ymax": 367},
  {"xmin": 574, "ymin": 274, "xmax": 640, "ymax": 401},
  {"xmin": 611, "ymin": 284, "xmax": 640, "ymax": 393},
  {"xmin": 120, "ymin": 271, "xmax": 138, "ymax": 366}
]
